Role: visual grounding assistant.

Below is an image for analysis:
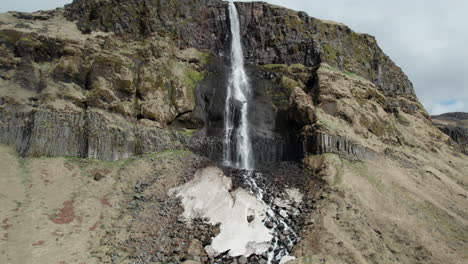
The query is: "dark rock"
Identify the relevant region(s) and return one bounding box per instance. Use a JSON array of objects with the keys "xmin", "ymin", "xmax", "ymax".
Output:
[
  {"xmin": 265, "ymin": 221, "xmax": 274, "ymax": 229},
  {"xmin": 93, "ymin": 173, "xmax": 105, "ymax": 181},
  {"xmin": 304, "ymin": 131, "xmax": 376, "ymax": 159},
  {"xmin": 247, "ymin": 215, "xmax": 254, "ymax": 223}
]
